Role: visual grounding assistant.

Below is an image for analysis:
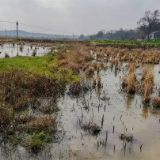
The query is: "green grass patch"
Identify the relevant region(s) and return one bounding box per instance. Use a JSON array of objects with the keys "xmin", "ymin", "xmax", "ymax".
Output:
[
  {"xmin": 28, "ymin": 132, "xmax": 49, "ymax": 148},
  {"xmin": 92, "ymin": 39, "xmax": 160, "ymax": 45},
  {"xmin": 0, "ymin": 53, "xmax": 80, "ymax": 82}
]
